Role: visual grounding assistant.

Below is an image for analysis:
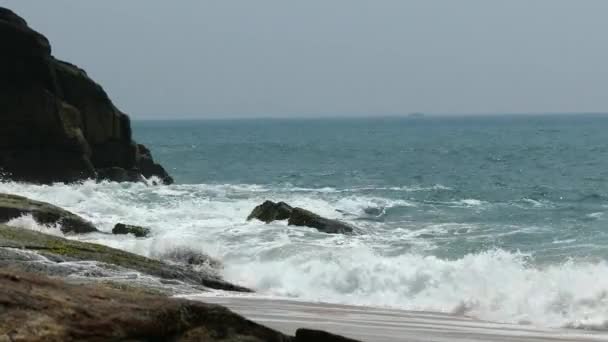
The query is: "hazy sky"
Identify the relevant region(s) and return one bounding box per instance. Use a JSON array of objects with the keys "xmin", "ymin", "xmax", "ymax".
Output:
[{"xmin": 5, "ymin": 1, "xmax": 608, "ymax": 118}]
